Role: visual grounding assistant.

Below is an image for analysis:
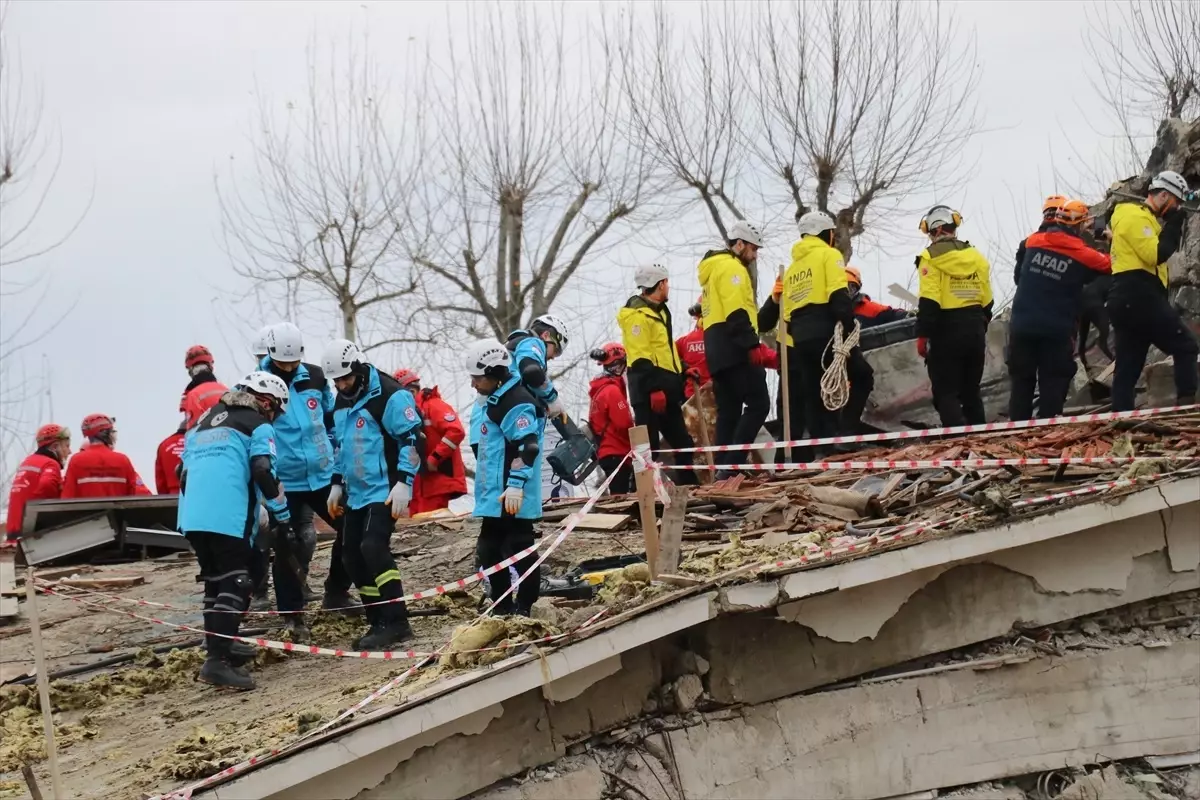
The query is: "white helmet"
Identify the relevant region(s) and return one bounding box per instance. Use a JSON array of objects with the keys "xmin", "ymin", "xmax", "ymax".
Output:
[
  {"xmin": 240, "ymin": 371, "xmax": 290, "ymax": 412},
  {"xmin": 532, "ymin": 313, "xmax": 569, "ymax": 349},
  {"xmin": 465, "ymin": 340, "xmax": 512, "ymax": 378},
  {"xmin": 728, "ymin": 219, "xmax": 763, "ymax": 247},
  {"xmin": 321, "ymin": 338, "xmax": 365, "ymax": 380},
  {"xmin": 1149, "ymin": 170, "xmax": 1189, "ymax": 201},
  {"xmin": 634, "ymin": 263, "xmax": 670, "ymax": 290},
  {"xmin": 266, "ymin": 321, "xmax": 304, "ymax": 362},
  {"xmin": 920, "ymin": 205, "xmax": 962, "ymax": 233},
  {"xmin": 250, "ymin": 324, "xmax": 274, "ymax": 359},
  {"xmin": 797, "ymin": 210, "xmax": 836, "ymax": 237}
]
